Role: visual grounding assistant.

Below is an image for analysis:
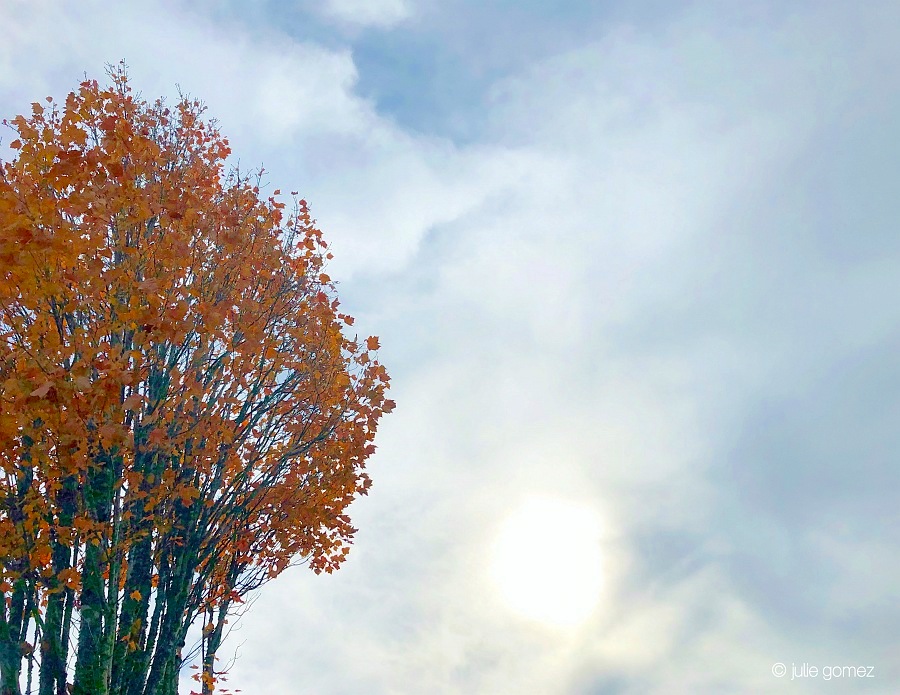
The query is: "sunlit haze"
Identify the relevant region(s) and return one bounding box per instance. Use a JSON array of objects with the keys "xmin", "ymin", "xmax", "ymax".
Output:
[{"xmin": 490, "ymin": 497, "xmax": 604, "ymax": 628}]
